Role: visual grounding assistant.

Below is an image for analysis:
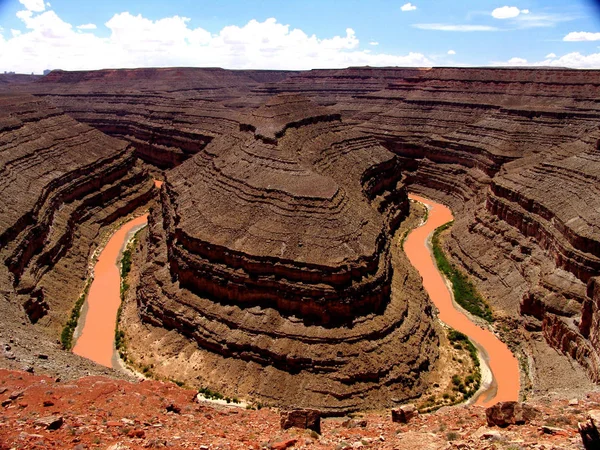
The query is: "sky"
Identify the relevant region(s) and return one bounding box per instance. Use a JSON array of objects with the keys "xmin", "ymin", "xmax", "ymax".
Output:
[{"xmin": 1, "ymin": 0, "xmax": 600, "ymax": 73}]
